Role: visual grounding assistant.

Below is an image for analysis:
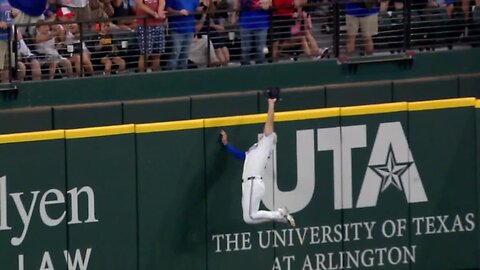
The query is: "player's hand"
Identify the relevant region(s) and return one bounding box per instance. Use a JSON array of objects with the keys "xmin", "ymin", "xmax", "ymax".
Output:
[
  {"xmin": 220, "ymin": 129, "xmax": 228, "ymax": 145},
  {"xmin": 268, "ymin": 98, "xmax": 277, "ymax": 105},
  {"xmin": 179, "ymin": 9, "xmax": 189, "ymax": 16},
  {"xmin": 0, "ymin": 22, "xmax": 7, "ymax": 29}
]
